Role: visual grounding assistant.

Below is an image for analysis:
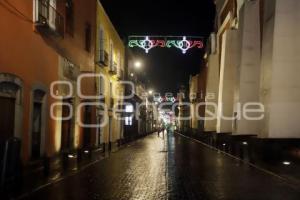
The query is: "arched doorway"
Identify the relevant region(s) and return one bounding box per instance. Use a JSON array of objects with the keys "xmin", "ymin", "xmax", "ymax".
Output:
[{"xmin": 0, "ymin": 73, "xmax": 23, "ymax": 160}]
